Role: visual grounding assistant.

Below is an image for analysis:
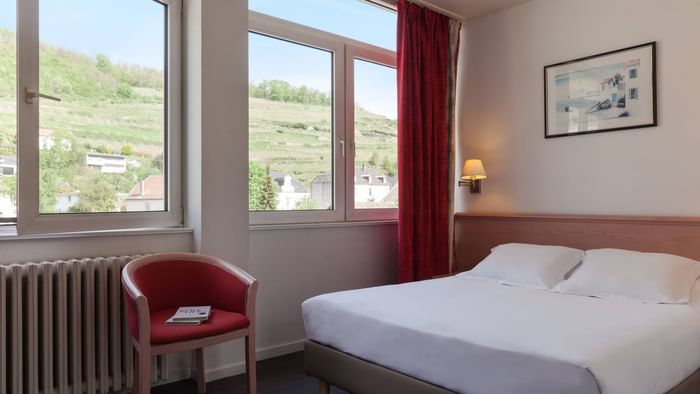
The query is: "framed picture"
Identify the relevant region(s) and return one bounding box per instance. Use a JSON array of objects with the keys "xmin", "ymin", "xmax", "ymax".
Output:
[{"xmin": 544, "ymin": 42, "xmax": 657, "ymax": 138}]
